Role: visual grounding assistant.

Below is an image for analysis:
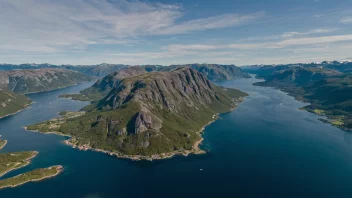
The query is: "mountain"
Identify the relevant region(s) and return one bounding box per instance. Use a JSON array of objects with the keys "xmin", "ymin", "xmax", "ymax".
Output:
[
  {"xmin": 0, "ymin": 69, "xmax": 92, "ymax": 94},
  {"xmin": 188, "ymin": 64, "xmax": 251, "ymax": 81},
  {"xmin": 141, "ymin": 64, "xmax": 251, "ymax": 81},
  {"xmin": 27, "ymin": 67, "xmax": 247, "ymax": 159},
  {"xmin": 63, "ymin": 64, "xmax": 129, "ymax": 77},
  {"xmin": 0, "ymin": 63, "xmax": 128, "ymax": 77},
  {"xmin": 254, "ymin": 67, "xmax": 351, "ymax": 130},
  {"xmin": 80, "ymin": 67, "xmax": 147, "ymax": 100},
  {"xmin": 0, "ymin": 88, "xmax": 31, "ymax": 118},
  {"xmin": 255, "ymin": 67, "xmax": 343, "ymax": 87},
  {"xmin": 242, "ymin": 61, "xmax": 352, "ymax": 79}
]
